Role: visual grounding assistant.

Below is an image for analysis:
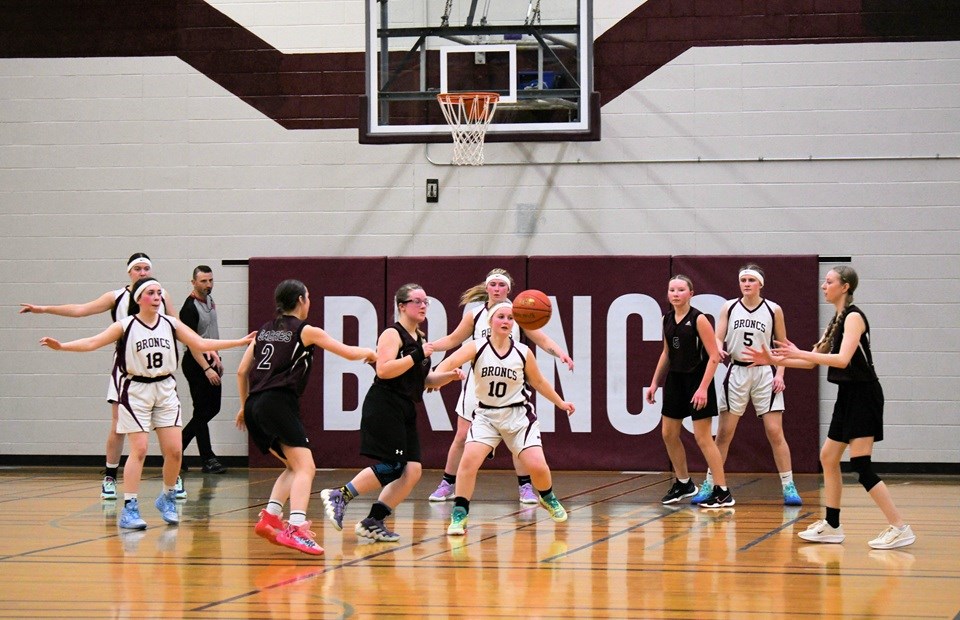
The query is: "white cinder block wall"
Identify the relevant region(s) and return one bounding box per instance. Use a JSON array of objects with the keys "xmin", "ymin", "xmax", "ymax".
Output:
[{"xmin": 1, "ymin": 1, "xmax": 958, "ymax": 466}]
